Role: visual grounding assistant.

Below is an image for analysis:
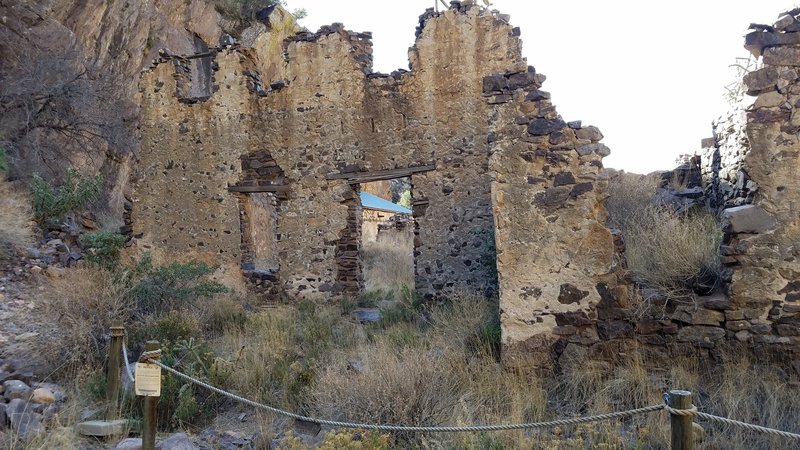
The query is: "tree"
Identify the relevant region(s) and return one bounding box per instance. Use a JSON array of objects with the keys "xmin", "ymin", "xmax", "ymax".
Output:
[{"xmin": 0, "ymin": 4, "xmax": 134, "ymax": 180}]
